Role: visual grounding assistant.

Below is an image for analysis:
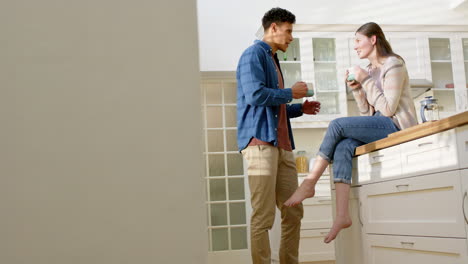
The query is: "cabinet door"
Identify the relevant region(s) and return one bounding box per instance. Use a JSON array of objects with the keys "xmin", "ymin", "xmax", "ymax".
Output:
[
  {"xmin": 291, "ymin": 36, "xmax": 348, "ymax": 127},
  {"xmin": 388, "ymin": 37, "xmax": 429, "ymax": 80},
  {"xmin": 462, "ymin": 169, "xmax": 468, "ymax": 237},
  {"xmin": 333, "ymin": 187, "xmax": 364, "ymax": 264},
  {"xmin": 299, "ymin": 229, "xmax": 336, "ymax": 262},
  {"xmin": 312, "ymin": 37, "xmax": 346, "ymax": 118},
  {"xmin": 356, "ymin": 144, "xmax": 401, "ymax": 184},
  {"xmin": 364, "ymin": 234, "xmax": 468, "ymax": 264},
  {"xmin": 301, "ymin": 196, "xmax": 333, "ymax": 229},
  {"xmin": 361, "ymin": 170, "xmax": 466, "ymax": 238},
  {"xmin": 457, "ymin": 125, "xmax": 468, "ymax": 169},
  {"xmin": 401, "ymin": 128, "xmax": 459, "ymax": 176}
]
